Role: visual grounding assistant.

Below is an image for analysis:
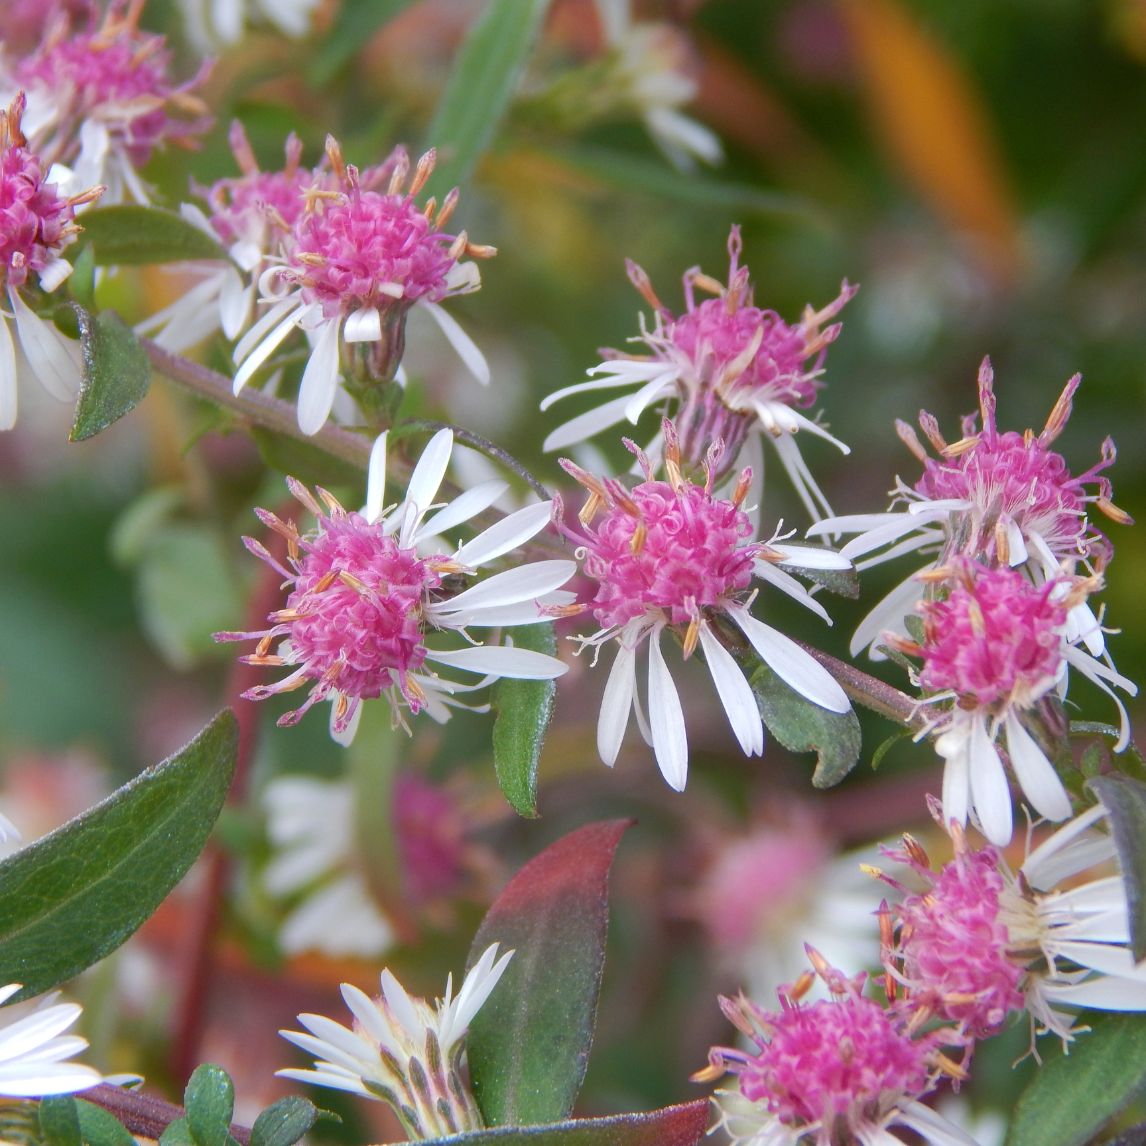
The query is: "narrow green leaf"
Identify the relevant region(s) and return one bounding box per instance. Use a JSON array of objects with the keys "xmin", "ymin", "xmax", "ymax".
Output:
[
  {"xmin": 69, "ymin": 244, "xmax": 96, "ymax": 310},
  {"xmin": 784, "ymin": 562, "xmax": 860, "ymax": 599},
  {"xmin": 249, "ymin": 1098, "xmax": 320, "ymax": 1146},
  {"xmin": 1005, "ymin": 1015, "xmax": 1146, "ymax": 1146},
  {"xmin": 546, "ymin": 144, "xmax": 822, "ymax": 223},
  {"xmin": 185, "ymin": 1065, "xmax": 236, "ymax": 1146},
  {"xmin": 73, "ymin": 1099, "xmax": 138, "ymax": 1146},
  {"xmin": 416, "ymin": 1100, "xmax": 710, "ymax": 1145},
  {"xmin": 76, "ymin": 206, "xmax": 227, "ymax": 266},
  {"xmin": 870, "ymin": 729, "xmax": 911, "ymax": 771},
  {"xmin": 71, "ymin": 308, "xmax": 151, "ymax": 441},
  {"xmin": 309, "ymin": 0, "xmax": 419, "ymax": 84},
  {"xmin": 0, "ymin": 711, "xmax": 237, "ymax": 997},
  {"xmin": 1088, "ymin": 774, "xmax": 1146, "ymax": 961},
  {"xmin": 39, "ymin": 1097, "xmax": 82, "ymax": 1146},
  {"xmin": 749, "ymin": 663, "xmax": 861, "ymax": 788},
  {"xmin": 491, "ymin": 624, "xmax": 558, "ymax": 817},
  {"xmin": 467, "ymin": 820, "xmax": 631, "ymax": 1127},
  {"xmin": 422, "ymin": 0, "xmax": 552, "ymax": 199}
]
